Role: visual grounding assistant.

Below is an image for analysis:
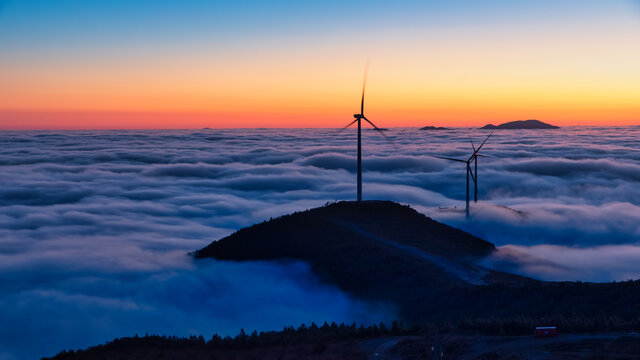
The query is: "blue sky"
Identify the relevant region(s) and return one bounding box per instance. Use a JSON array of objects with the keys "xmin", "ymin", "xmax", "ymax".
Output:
[
  {"xmin": 2, "ymin": 0, "xmax": 635, "ymax": 55},
  {"xmin": 1, "ymin": 0, "xmax": 638, "ymax": 128}
]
